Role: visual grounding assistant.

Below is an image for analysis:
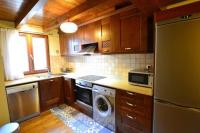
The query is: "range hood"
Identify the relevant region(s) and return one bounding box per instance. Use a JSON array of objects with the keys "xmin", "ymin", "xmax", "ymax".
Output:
[{"xmin": 78, "ymin": 43, "xmax": 98, "ymax": 55}]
